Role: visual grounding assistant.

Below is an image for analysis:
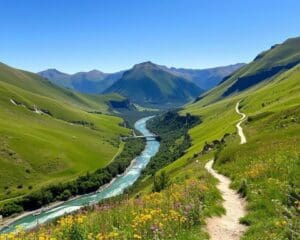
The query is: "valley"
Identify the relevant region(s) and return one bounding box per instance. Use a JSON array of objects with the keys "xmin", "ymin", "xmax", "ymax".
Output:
[
  {"xmin": 0, "ymin": 36, "xmax": 299, "ymax": 240},
  {"xmin": 1, "ymin": 116, "xmax": 160, "ymax": 233}
]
